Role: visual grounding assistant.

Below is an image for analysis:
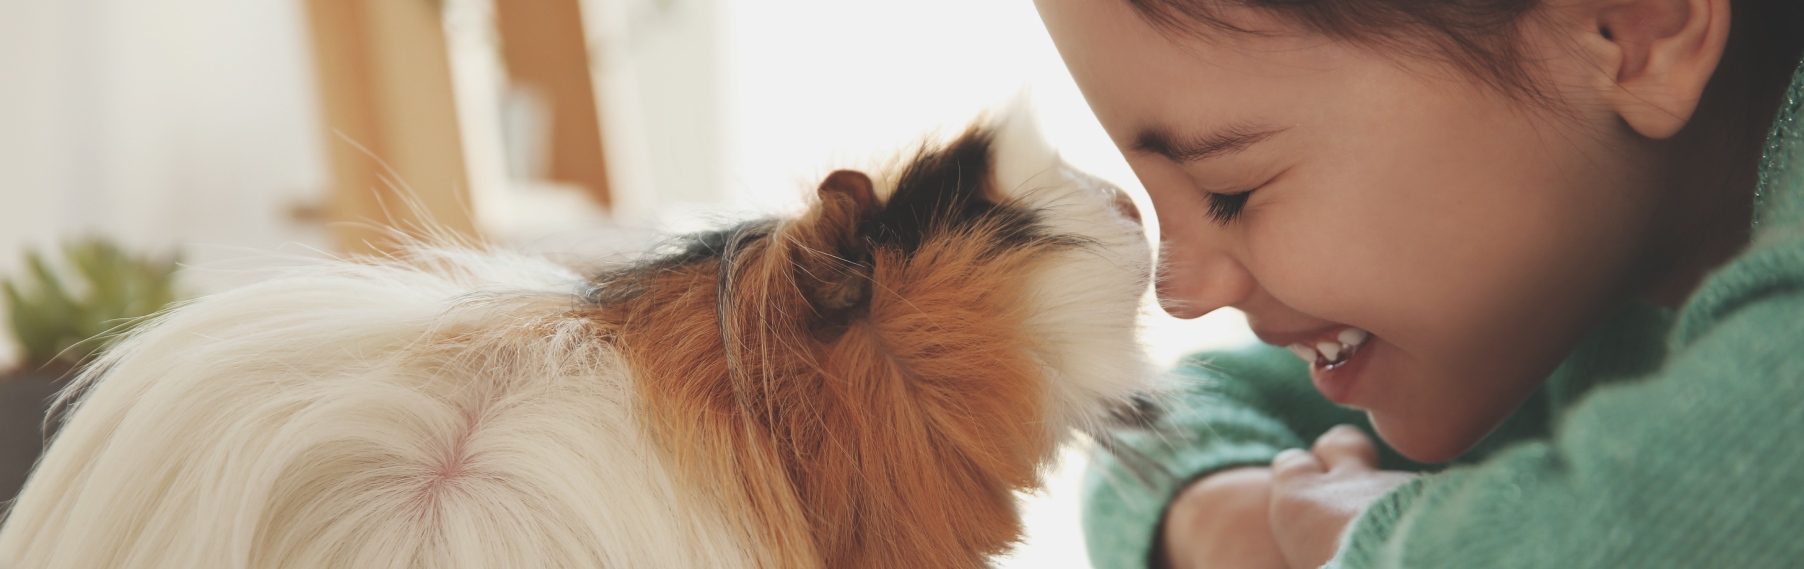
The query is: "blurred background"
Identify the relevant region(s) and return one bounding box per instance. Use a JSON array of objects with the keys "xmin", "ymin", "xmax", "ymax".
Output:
[{"xmin": 0, "ymin": 0, "xmax": 1255, "ymax": 566}]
